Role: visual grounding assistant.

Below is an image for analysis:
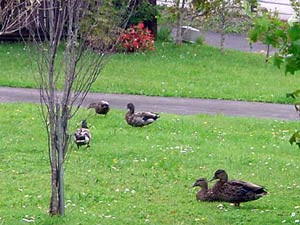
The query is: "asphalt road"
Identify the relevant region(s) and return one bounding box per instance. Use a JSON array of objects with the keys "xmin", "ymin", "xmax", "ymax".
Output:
[{"xmin": 0, "ymin": 87, "xmax": 298, "ymax": 121}]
